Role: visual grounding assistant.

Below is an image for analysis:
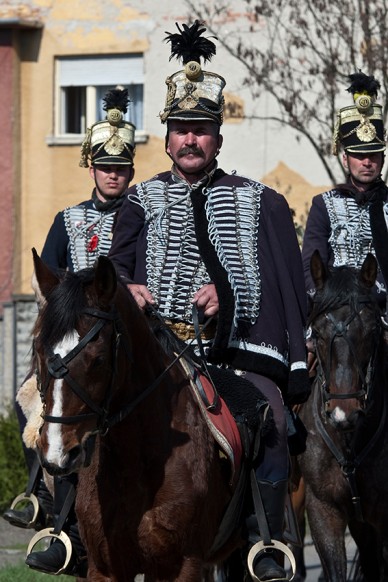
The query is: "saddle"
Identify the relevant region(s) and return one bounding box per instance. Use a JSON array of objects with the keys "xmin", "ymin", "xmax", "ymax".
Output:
[
  {"xmin": 178, "ymin": 357, "xmax": 274, "ymax": 555},
  {"xmin": 179, "ymin": 358, "xmax": 272, "ymax": 483}
]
